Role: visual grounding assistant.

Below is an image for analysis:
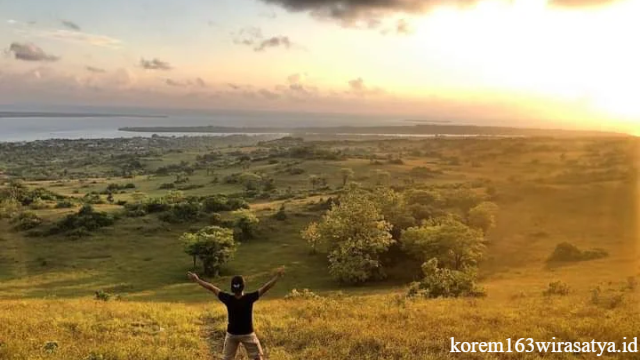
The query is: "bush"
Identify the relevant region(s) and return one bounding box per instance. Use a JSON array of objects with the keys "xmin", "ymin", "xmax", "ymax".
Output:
[
  {"xmin": 55, "ymin": 200, "xmax": 75, "ymax": 209},
  {"xmin": 159, "ymin": 201, "xmax": 202, "ymax": 223},
  {"xmin": 590, "ymin": 286, "xmax": 624, "ymax": 309},
  {"xmin": 543, "ymin": 281, "xmax": 570, "ymax": 296},
  {"xmin": 407, "ymin": 258, "xmax": 485, "ymax": 299},
  {"xmin": 159, "ymin": 183, "xmax": 176, "ymax": 190},
  {"xmin": 547, "ymin": 242, "xmax": 609, "ymax": 263},
  {"xmin": 94, "ymin": 290, "xmax": 112, "ymax": 301},
  {"xmin": 12, "ymin": 211, "xmax": 43, "ymax": 231},
  {"xmin": 284, "ymin": 288, "xmax": 321, "ymax": 300},
  {"xmin": 273, "ymin": 204, "xmax": 287, "ymax": 221},
  {"xmin": 50, "ymin": 205, "xmax": 115, "ymax": 236}
]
